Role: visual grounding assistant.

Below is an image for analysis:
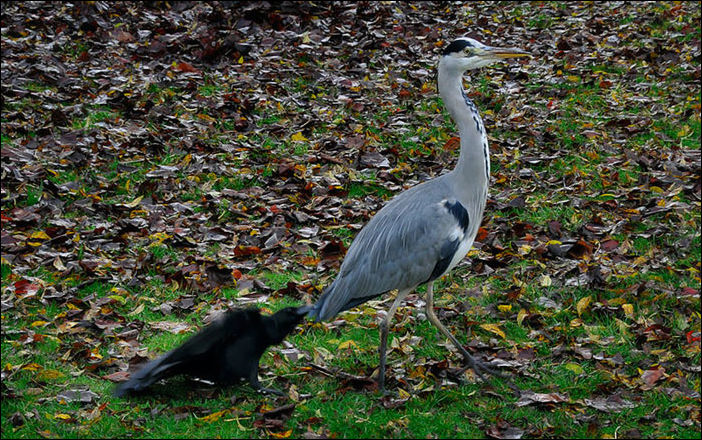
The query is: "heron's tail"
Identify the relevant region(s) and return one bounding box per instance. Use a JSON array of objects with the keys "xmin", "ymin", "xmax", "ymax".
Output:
[
  {"xmin": 307, "ymin": 281, "xmax": 382, "ymax": 322},
  {"xmin": 307, "ymin": 289, "xmax": 330, "ymax": 322}
]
